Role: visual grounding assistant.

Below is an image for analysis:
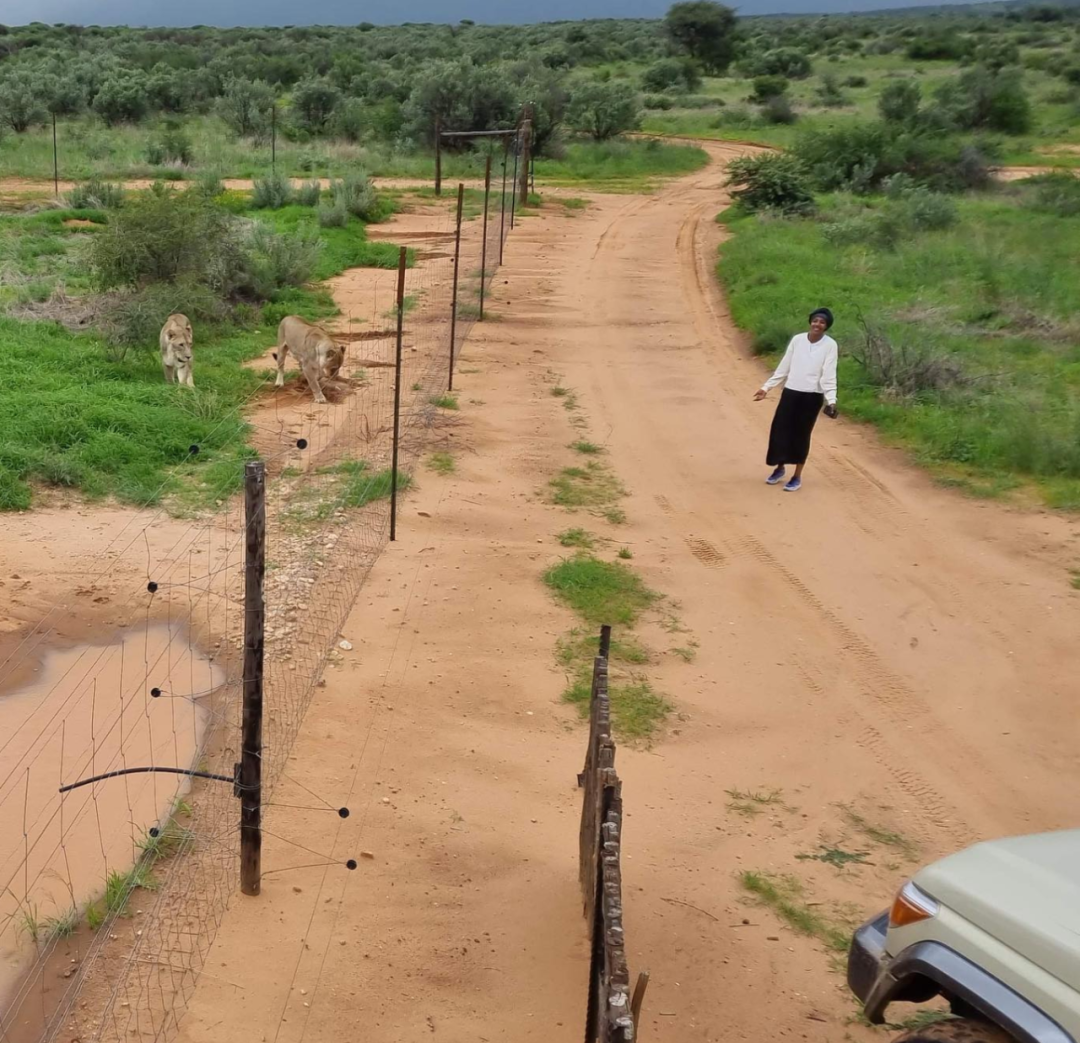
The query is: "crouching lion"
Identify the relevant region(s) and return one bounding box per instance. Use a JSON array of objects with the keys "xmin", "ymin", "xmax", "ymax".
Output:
[
  {"xmin": 160, "ymin": 313, "xmax": 194, "ymax": 387},
  {"xmin": 273, "ymin": 316, "xmax": 345, "ymax": 404}
]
